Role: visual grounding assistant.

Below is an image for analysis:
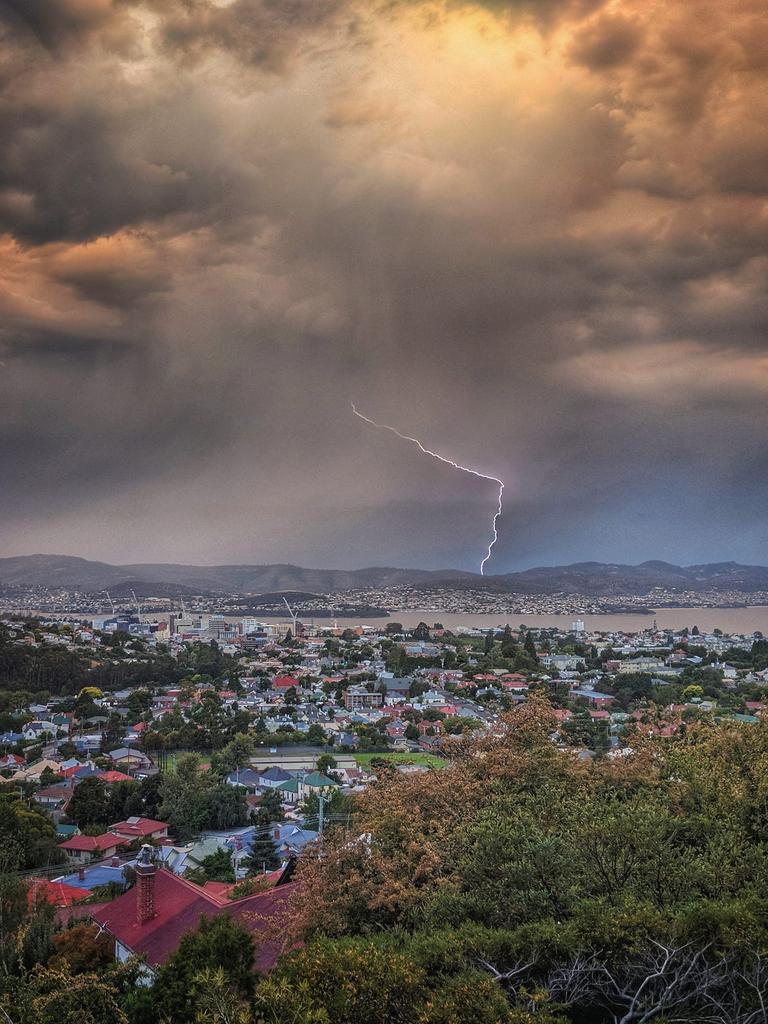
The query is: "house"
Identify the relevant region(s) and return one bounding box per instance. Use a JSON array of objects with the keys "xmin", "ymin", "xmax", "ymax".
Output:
[
  {"xmin": 272, "ymin": 675, "xmax": 301, "ymax": 692},
  {"xmin": 98, "ymin": 770, "xmax": 136, "ymax": 785},
  {"xmin": 335, "ymin": 731, "xmax": 359, "ymax": 749},
  {"xmin": 385, "ymin": 720, "xmax": 407, "ymax": 739},
  {"xmin": 10, "ymin": 758, "xmax": 64, "ymax": 784},
  {"xmin": 90, "ymin": 845, "xmax": 295, "ymax": 980},
  {"xmin": 22, "ymin": 720, "xmax": 58, "ymax": 741},
  {"xmin": 568, "ymin": 689, "xmax": 614, "ymax": 707},
  {"xmin": 109, "ymin": 817, "xmax": 169, "ymax": 842},
  {"xmin": 276, "ymin": 778, "xmax": 301, "ymax": 803},
  {"xmin": 297, "ymin": 771, "xmax": 340, "ymax": 800},
  {"xmin": 540, "ymin": 654, "xmax": 584, "ymax": 672},
  {"xmin": 58, "ymin": 833, "xmax": 127, "ymax": 865},
  {"xmin": 57, "ymin": 862, "xmax": 132, "ymax": 891},
  {"xmin": 0, "ymin": 753, "xmax": 24, "ymax": 770},
  {"xmin": 225, "ymin": 768, "xmax": 263, "ymax": 792},
  {"xmin": 616, "ymin": 657, "xmax": 666, "ymax": 675},
  {"xmin": 344, "ymin": 686, "xmax": 384, "ymax": 710},
  {"xmin": 272, "ymin": 823, "xmax": 319, "ymax": 858},
  {"xmin": 258, "ymin": 766, "xmax": 294, "ymax": 790},
  {"xmin": 27, "ymin": 878, "xmax": 91, "ymax": 908},
  {"xmin": 56, "ymin": 823, "xmax": 80, "ymax": 841},
  {"xmin": 107, "ymin": 748, "xmax": 153, "ymax": 772},
  {"xmin": 34, "ymin": 782, "xmax": 75, "ymax": 820},
  {"xmin": 73, "ymin": 734, "xmax": 104, "ymax": 754}
]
